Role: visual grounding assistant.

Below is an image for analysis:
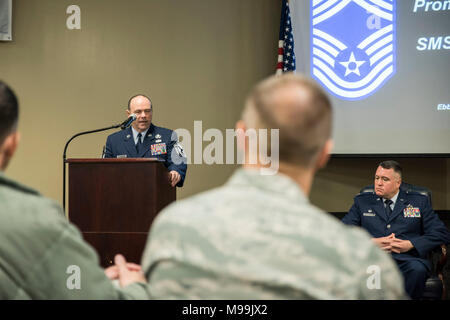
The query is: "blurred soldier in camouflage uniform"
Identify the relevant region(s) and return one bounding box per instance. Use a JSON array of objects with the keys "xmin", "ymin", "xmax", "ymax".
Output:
[
  {"xmin": 115, "ymin": 73, "xmax": 408, "ymax": 299},
  {"xmin": 0, "ymin": 81, "xmax": 147, "ymax": 299}
]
